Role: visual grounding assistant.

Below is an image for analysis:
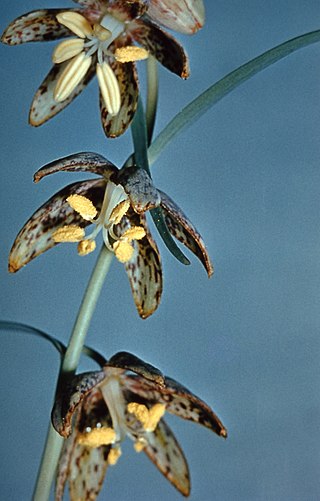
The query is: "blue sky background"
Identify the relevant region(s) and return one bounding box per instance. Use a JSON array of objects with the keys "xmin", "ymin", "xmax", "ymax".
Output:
[{"xmin": 1, "ymin": 1, "xmax": 320, "ymax": 500}]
